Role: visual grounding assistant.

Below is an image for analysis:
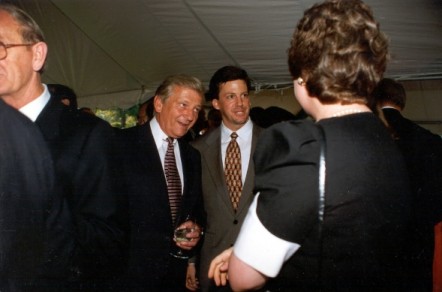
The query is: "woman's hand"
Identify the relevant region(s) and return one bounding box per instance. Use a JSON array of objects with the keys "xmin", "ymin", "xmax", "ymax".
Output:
[{"xmin": 208, "ymin": 247, "xmax": 233, "ymax": 286}]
